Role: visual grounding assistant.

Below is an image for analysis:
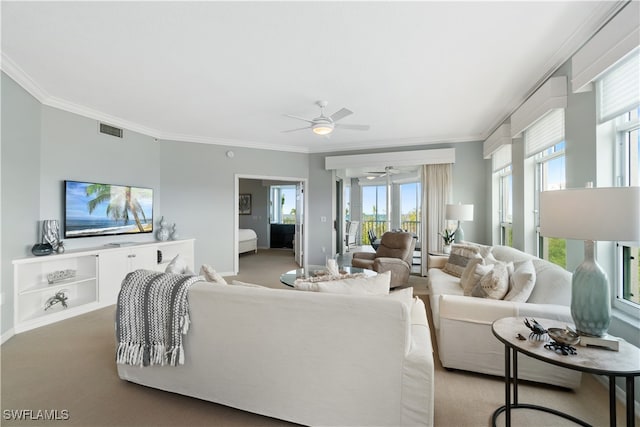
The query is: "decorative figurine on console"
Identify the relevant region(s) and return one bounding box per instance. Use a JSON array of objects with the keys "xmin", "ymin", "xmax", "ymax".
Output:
[
  {"xmin": 44, "ymin": 290, "xmax": 69, "ymax": 311},
  {"xmin": 524, "ymin": 318, "xmax": 548, "ymax": 340}
]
